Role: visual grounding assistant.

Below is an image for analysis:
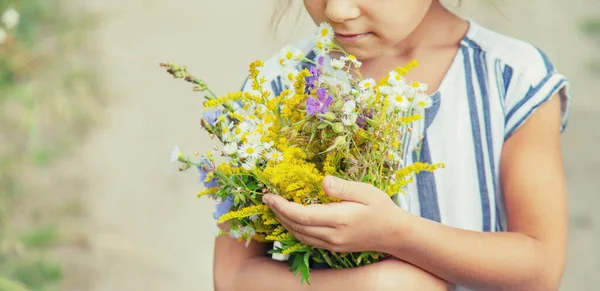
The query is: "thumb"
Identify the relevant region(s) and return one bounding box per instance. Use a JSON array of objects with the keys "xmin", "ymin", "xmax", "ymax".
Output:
[{"xmin": 323, "ymin": 176, "xmax": 371, "ymax": 204}]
